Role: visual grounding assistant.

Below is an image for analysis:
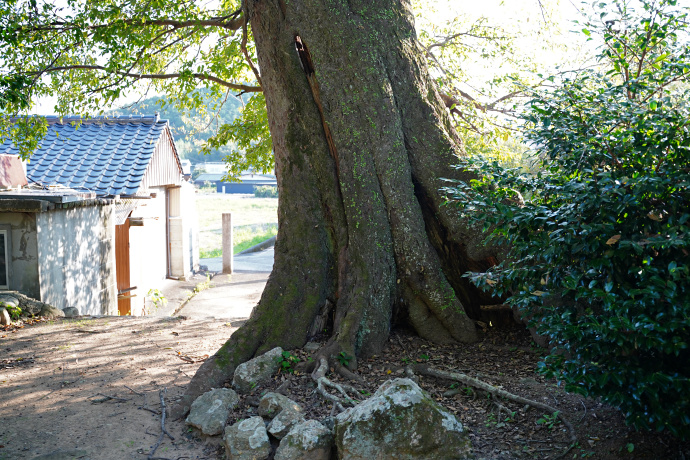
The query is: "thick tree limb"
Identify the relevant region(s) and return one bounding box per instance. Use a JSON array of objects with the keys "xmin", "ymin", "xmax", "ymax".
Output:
[
  {"xmin": 26, "ymin": 65, "xmax": 262, "ymax": 93},
  {"xmin": 32, "ymin": 15, "xmax": 245, "ymax": 33}
]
